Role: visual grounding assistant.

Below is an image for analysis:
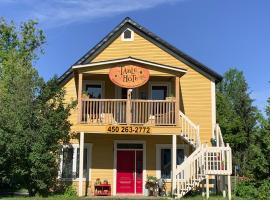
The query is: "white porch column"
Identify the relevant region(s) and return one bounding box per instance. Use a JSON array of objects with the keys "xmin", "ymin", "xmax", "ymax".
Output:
[
  {"xmin": 206, "ymin": 175, "xmax": 210, "ymax": 199},
  {"xmin": 172, "ymin": 134, "xmax": 177, "ymax": 195},
  {"xmin": 228, "ymin": 175, "xmax": 231, "ymax": 200},
  {"xmin": 79, "ymin": 132, "xmax": 85, "ymax": 196}
]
